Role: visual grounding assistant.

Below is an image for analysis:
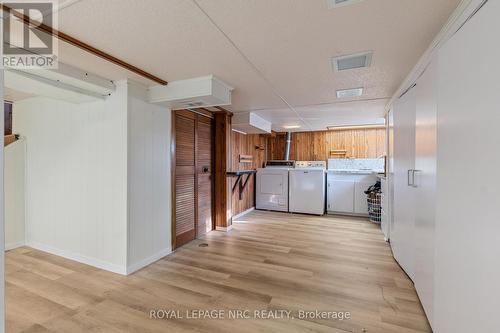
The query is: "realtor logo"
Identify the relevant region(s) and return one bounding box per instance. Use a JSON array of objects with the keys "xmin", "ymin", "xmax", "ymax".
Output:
[{"xmin": 2, "ymin": 0, "xmax": 58, "ymax": 68}]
